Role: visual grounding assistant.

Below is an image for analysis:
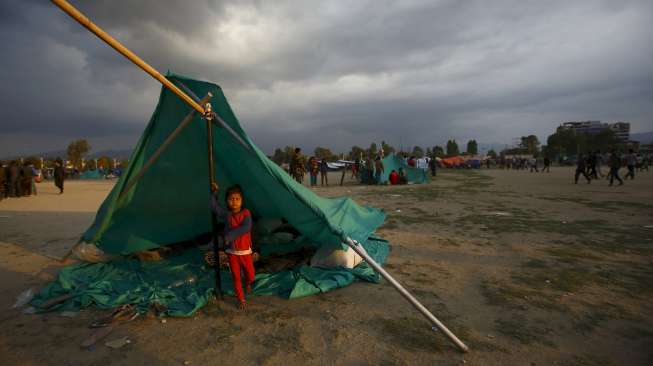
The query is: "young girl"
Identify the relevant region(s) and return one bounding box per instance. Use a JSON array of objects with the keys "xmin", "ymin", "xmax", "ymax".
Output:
[{"xmin": 210, "ymin": 183, "xmax": 255, "ymax": 309}]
